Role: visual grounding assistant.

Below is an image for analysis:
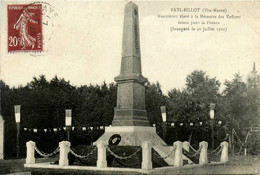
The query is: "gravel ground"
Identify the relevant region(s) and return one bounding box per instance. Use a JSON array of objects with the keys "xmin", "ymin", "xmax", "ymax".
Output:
[
  {"xmin": 1, "ymin": 155, "xmax": 259, "ymax": 175},
  {"xmin": 152, "ymin": 155, "xmax": 260, "ymax": 175}
]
